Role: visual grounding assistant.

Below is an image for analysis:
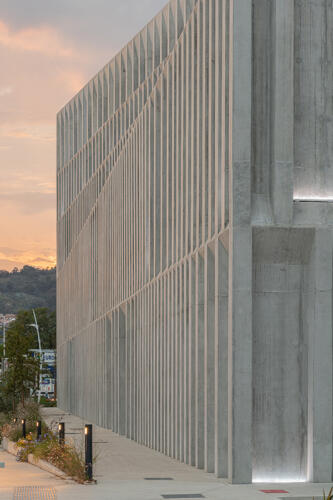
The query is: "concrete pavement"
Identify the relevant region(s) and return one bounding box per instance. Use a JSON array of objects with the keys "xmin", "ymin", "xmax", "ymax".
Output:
[
  {"xmin": 0, "ymin": 406, "xmax": 331, "ymax": 499},
  {"xmin": 35, "ymin": 408, "xmax": 333, "ymax": 499},
  {"xmin": 1, "ymin": 442, "xmax": 332, "ymax": 500},
  {"xmin": 0, "ymin": 448, "xmax": 71, "ymax": 499}
]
